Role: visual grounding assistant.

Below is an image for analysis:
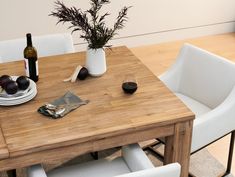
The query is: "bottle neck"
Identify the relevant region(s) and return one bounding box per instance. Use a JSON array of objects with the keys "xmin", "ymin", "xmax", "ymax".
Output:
[{"xmin": 26, "ymin": 33, "xmax": 32, "ymax": 47}]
